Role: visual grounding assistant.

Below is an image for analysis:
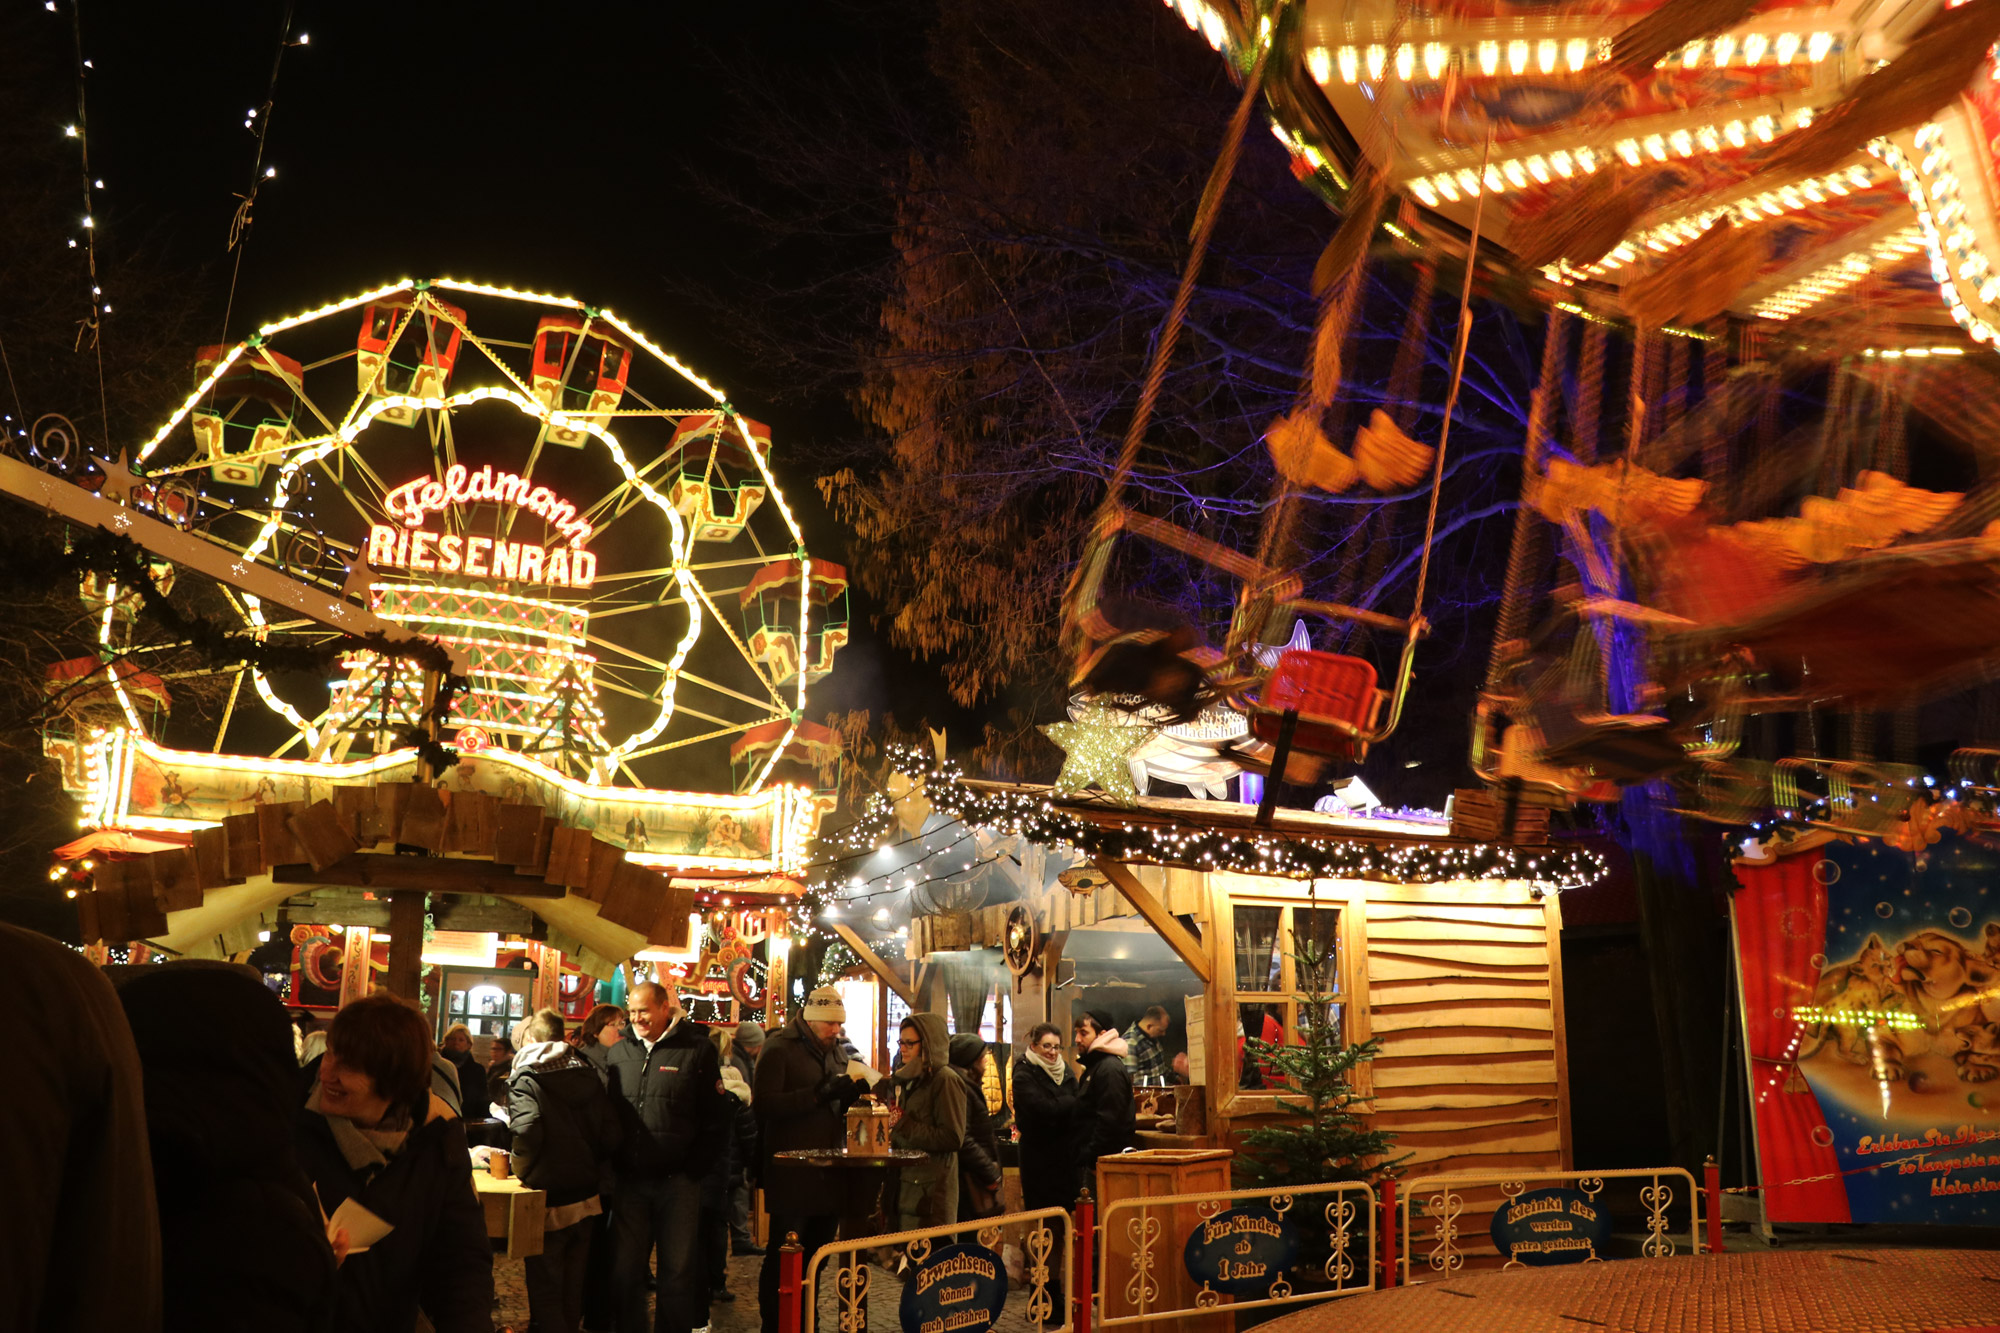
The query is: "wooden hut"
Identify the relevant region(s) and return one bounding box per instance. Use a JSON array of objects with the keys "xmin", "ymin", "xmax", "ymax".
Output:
[{"xmin": 885, "ymin": 784, "xmax": 1581, "ymax": 1181}]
